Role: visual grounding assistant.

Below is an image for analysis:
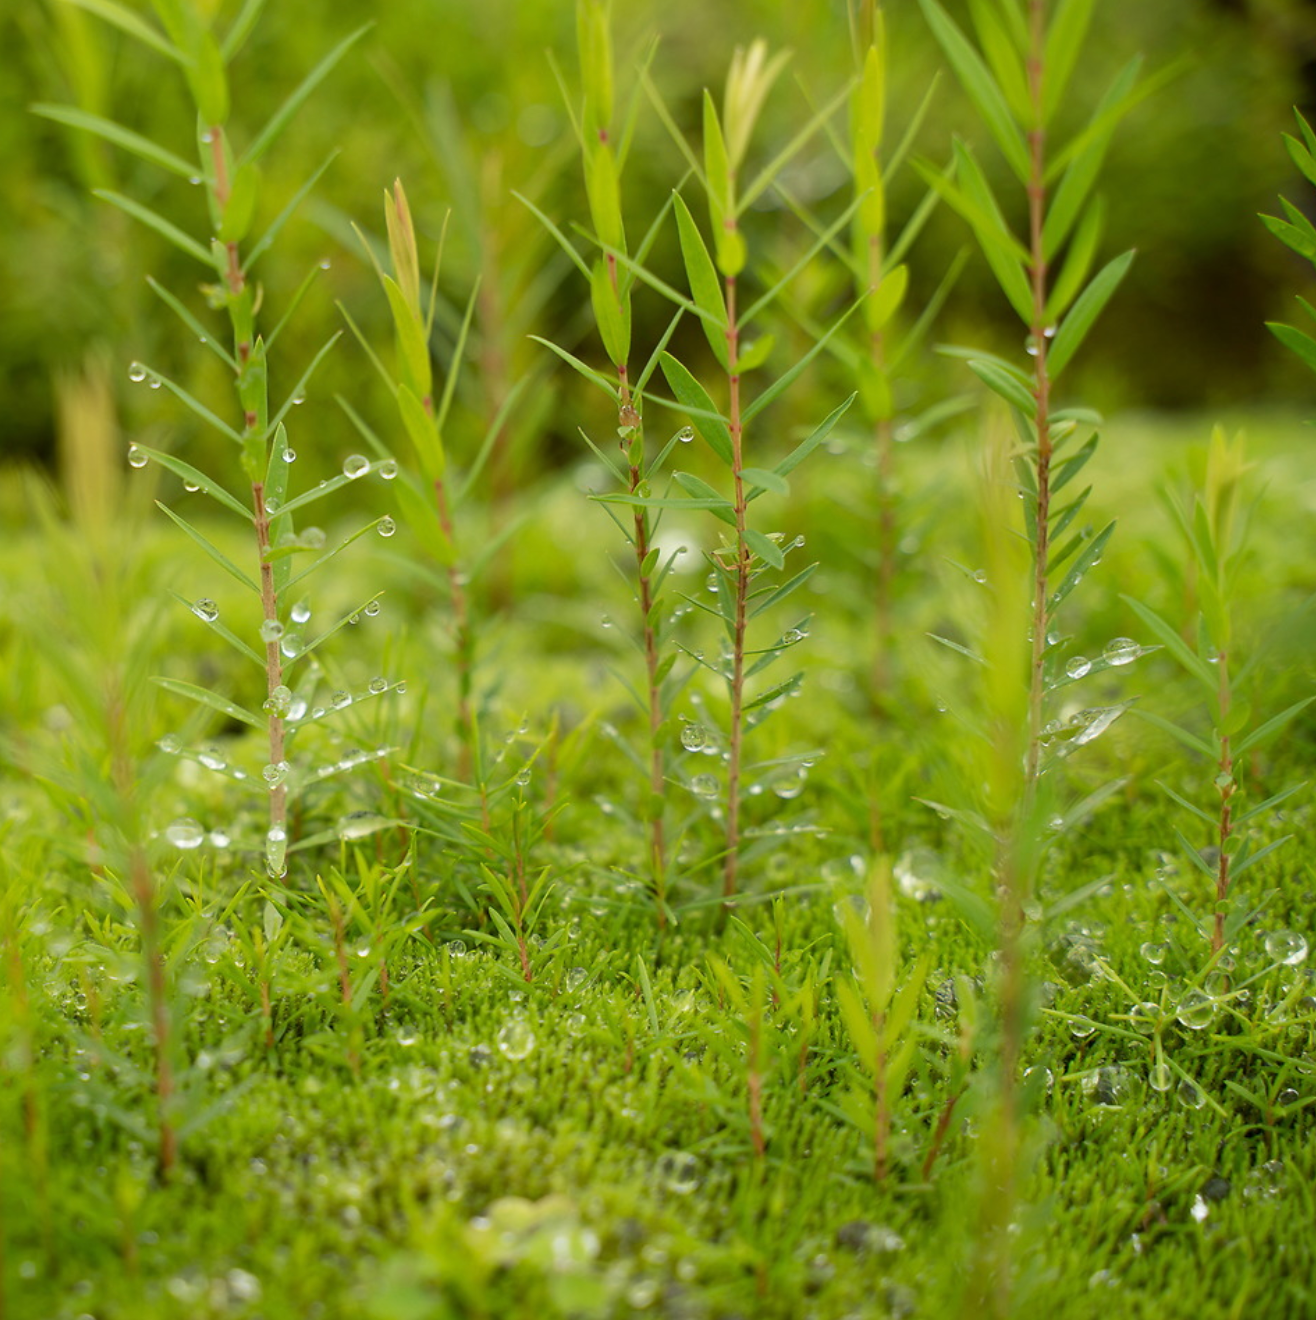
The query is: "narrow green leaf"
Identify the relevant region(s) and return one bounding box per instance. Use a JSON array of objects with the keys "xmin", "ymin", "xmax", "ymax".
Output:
[
  {"xmin": 966, "ymin": 0, "xmax": 1030, "ymax": 123},
  {"xmin": 1043, "ymin": 0, "xmax": 1097, "ymax": 123},
  {"xmin": 744, "ymin": 528, "xmax": 784, "ymax": 570},
  {"xmin": 772, "ymin": 395, "xmax": 856, "ymax": 479},
  {"xmin": 145, "ymin": 276, "xmax": 236, "ymax": 370},
  {"xmin": 742, "ymin": 306, "xmax": 859, "ymax": 424},
  {"xmin": 61, "ymin": 0, "xmax": 183, "ymax": 61},
  {"xmin": 527, "ymin": 336, "xmax": 619, "ymax": 398},
  {"xmin": 967, "ymin": 358, "xmax": 1035, "ymax": 415},
  {"xmin": 673, "ymin": 472, "xmax": 737, "ymax": 527},
  {"xmin": 243, "ymin": 151, "xmax": 337, "ymax": 273},
  {"xmin": 155, "ymin": 502, "xmax": 257, "ymax": 592},
  {"xmin": 672, "ymin": 193, "xmax": 729, "ymax": 369},
  {"xmin": 1120, "ymin": 595, "xmax": 1218, "ymax": 690},
  {"xmin": 659, "ymin": 354, "xmax": 733, "ymax": 465},
  {"xmin": 1133, "ymin": 709, "xmax": 1217, "ymax": 761},
  {"xmin": 1229, "ymin": 835, "xmax": 1294, "ymax": 881},
  {"xmin": 31, "ymin": 103, "xmax": 194, "ymax": 177},
  {"xmin": 241, "ymin": 26, "xmax": 370, "ymax": 169},
  {"xmin": 222, "ymin": 0, "xmax": 267, "ymax": 59},
  {"xmin": 1267, "ymin": 321, "xmax": 1316, "ymax": 374},
  {"xmin": 919, "ymin": 0, "xmax": 1030, "ymax": 182},
  {"xmin": 131, "ymin": 444, "xmax": 249, "ymax": 518},
  {"xmin": 1155, "ymin": 780, "xmax": 1218, "ymax": 829},
  {"xmin": 1235, "ymin": 781, "xmax": 1306, "ymax": 827},
  {"xmin": 93, "ymin": 189, "xmax": 211, "ymax": 265},
  {"xmin": 1045, "ymin": 197, "xmax": 1104, "ymax": 323},
  {"xmin": 152, "ymin": 677, "xmax": 264, "ymax": 730},
  {"xmin": 1261, "ymin": 212, "xmax": 1316, "ymax": 264},
  {"xmin": 1047, "ymin": 250, "xmax": 1135, "ymax": 377},
  {"xmin": 1049, "ymin": 520, "xmax": 1114, "ymax": 611},
  {"xmin": 740, "ymin": 466, "xmax": 788, "ymax": 496},
  {"xmin": 749, "ymin": 563, "xmax": 818, "ymax": 619},
  {"xmin": 1233, "ymin": 698, "xmax": 1316, "ymax": 757}
]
